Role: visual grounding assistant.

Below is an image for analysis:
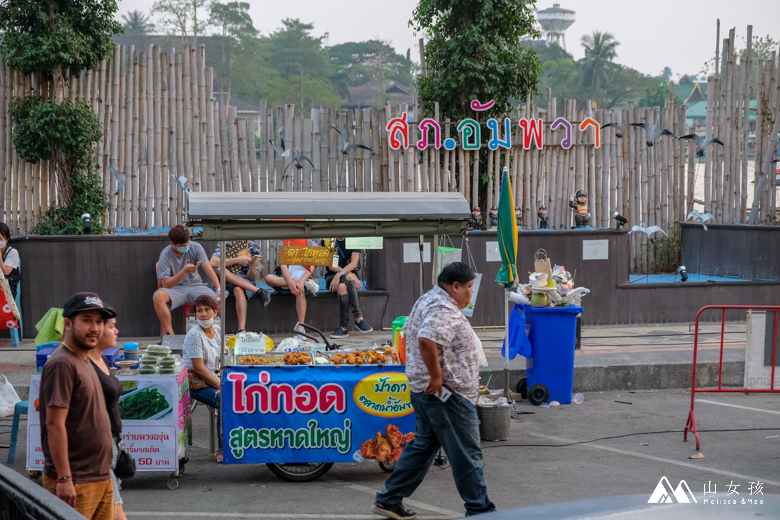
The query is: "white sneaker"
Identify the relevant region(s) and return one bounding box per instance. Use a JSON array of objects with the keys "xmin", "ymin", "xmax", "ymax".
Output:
[{"xmin": 305, "ymin": 279, "xmax": 320, "ymax": 296}]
